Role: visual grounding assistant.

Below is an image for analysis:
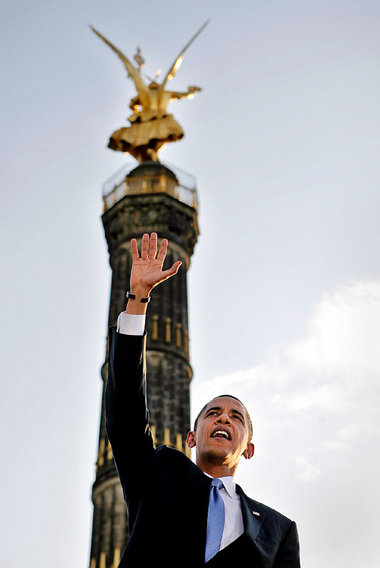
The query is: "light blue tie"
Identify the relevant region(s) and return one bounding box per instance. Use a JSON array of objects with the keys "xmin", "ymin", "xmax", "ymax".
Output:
[{"xmin": 205, "ymin": 478, "xmax": 225, "ymax": 562}]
